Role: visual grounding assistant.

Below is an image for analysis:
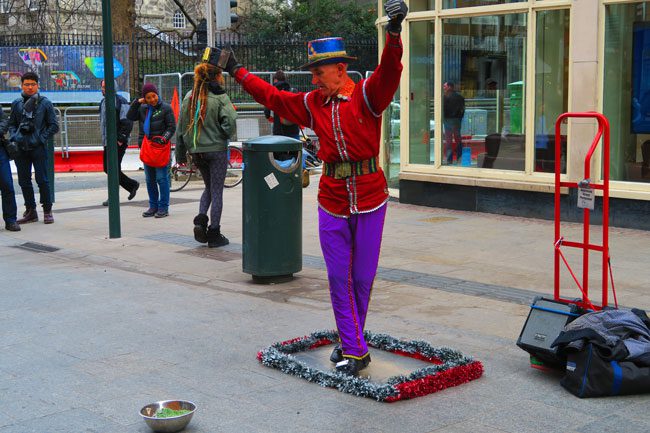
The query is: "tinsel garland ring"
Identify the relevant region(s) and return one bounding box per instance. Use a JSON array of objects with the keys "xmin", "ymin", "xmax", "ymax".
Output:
[{"xmin": 257, "ymin": 330, "xmax": 484, "ymax": 402}]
